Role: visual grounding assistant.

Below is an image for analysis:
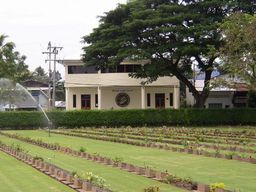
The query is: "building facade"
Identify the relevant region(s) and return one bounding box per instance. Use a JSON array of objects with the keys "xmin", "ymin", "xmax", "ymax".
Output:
[{"xmin": 63, "ymin": 60, "xmax": 180, "ymax": 110}]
